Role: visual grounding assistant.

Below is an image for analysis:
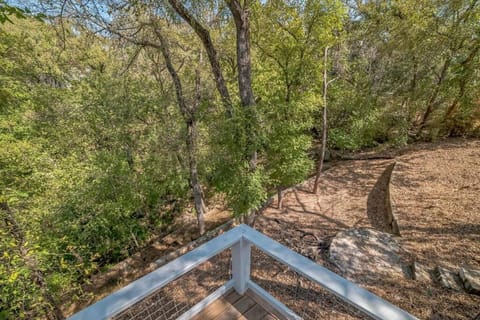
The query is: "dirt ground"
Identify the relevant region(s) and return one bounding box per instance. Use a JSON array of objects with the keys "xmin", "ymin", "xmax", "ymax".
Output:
[
  {"xmin": 254, "ymin": 138, "xmax": 480, "ymax": 320},
  {"xmin": 66, "ymin": 139, "xmax": 480, "ymax": 319}
]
